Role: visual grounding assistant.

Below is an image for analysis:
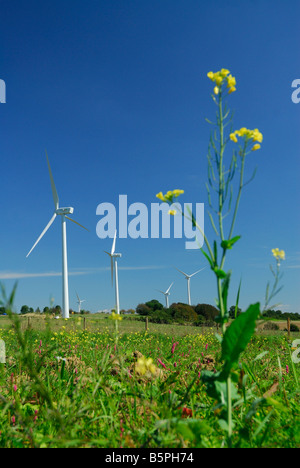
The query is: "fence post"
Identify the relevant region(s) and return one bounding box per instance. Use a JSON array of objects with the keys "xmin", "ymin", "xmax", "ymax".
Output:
[
  {"xmin": 287, "ymin": 317, "xmax": 291, "ymax": 338},
  {"xmin": 27, "ymin": 317, "xmax": 31, "ymax": 329},
  {"xmin": 83, "ymin": 317, "xmax": 86, "ymax": 331},
  {"xmin": 145, "ymin": 317, "xmax": 149, "ymax": 332}
]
